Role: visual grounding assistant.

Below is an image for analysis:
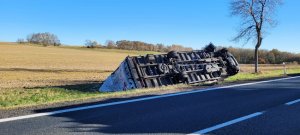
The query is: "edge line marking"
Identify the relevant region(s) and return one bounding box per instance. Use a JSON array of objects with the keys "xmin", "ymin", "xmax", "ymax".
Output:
[
  {"xmin": 0, "ymin": 76, "xmax": 299, "ymax": 123},
  {"xmin": 285, "ymin": 99, "xmax": 300, "ymax": 105},
  {"xmin": 188, "ymin": 112, "xmax": 264, "ymax": 135}
]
